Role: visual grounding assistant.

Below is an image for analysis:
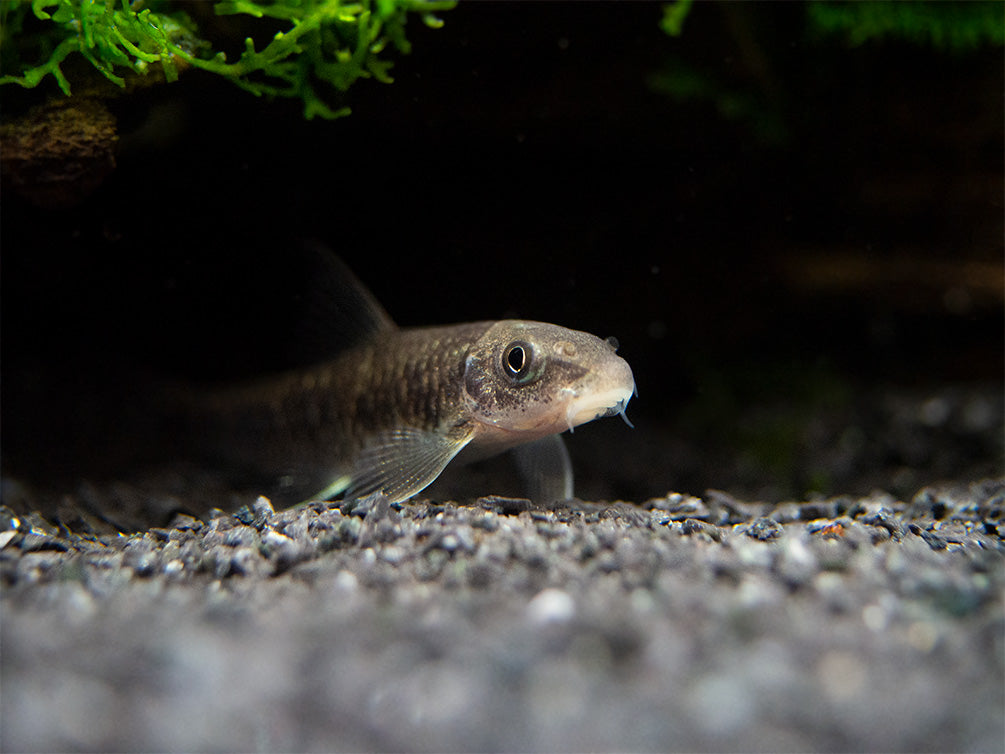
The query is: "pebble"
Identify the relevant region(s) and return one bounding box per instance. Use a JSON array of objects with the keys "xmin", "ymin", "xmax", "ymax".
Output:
[
  {"xmin": 526, "ymin": 588, "xmax": 576, "ymax": 625},
  {"xmin": 477, "ymin": 496, "xmax": 533, "ymax": 515},
  {"xmin": 776, "ymin": 536, "xmax": 819, "ymax": 586},
  {"xmin": 744, "ymin": 517, "xmax": 783, "ymax": 540},
  {"xmin": 679, "ymin": 518, "xmax": 723, "ymax": 541}
]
